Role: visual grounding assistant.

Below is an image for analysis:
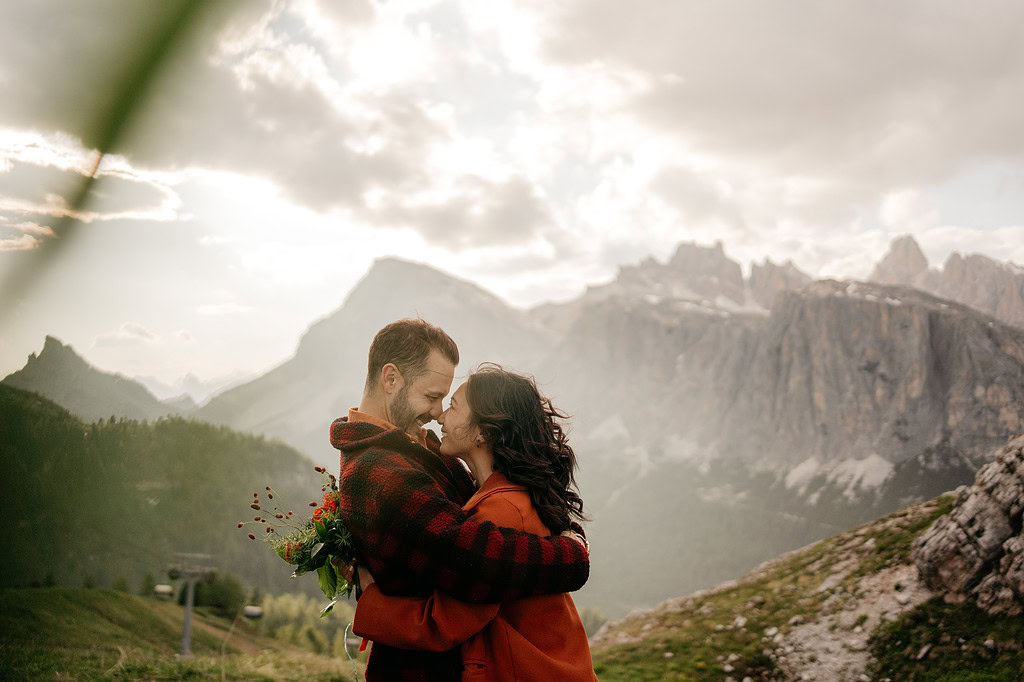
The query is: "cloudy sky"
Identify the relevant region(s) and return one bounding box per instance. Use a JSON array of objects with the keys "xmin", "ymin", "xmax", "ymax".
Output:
[{"xmin": 1, "ymin": 0, "xmax": 1023, "ymax": 387}]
